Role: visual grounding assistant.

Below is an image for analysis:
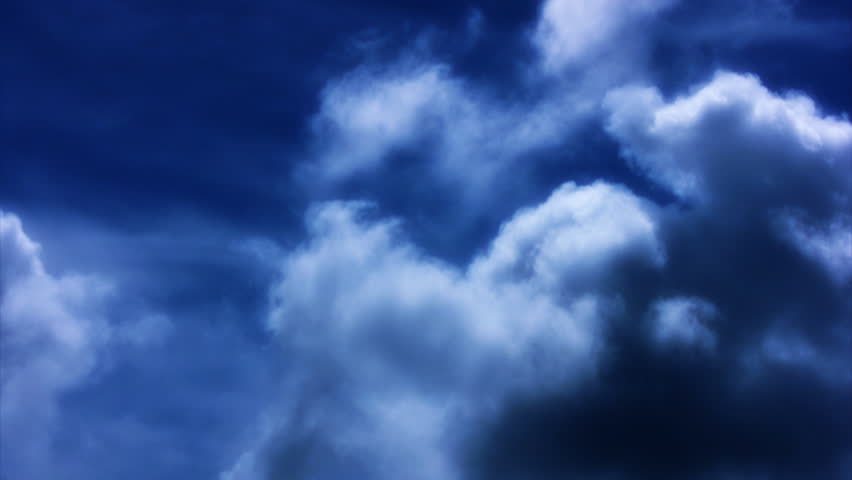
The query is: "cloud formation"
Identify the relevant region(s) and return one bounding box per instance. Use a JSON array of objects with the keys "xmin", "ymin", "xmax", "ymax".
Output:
[
  {"xmin": 301, "ymin": 0, "xmax": 688, "ymax": 211},
  {"xmin": 605, "ymin": 71, "xmax": 852, "ymax": 204},
  {"xmin": 605, "ymin": 71, "xmax": 852, "ymax": 283},
  {"xmin": 232, "ymin": 56, "xmax": 852, "ymax": 480},
  {"xmin": 466, "ymin": 70, "xmax": 852, "ymax": 480},
  {"xmin": 225, "ymin": 180, "xmax": 661, "ymax": 480},
  {"xmin": 5, "ymin": 1, "xmax": 852, "ymax": 479}
]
